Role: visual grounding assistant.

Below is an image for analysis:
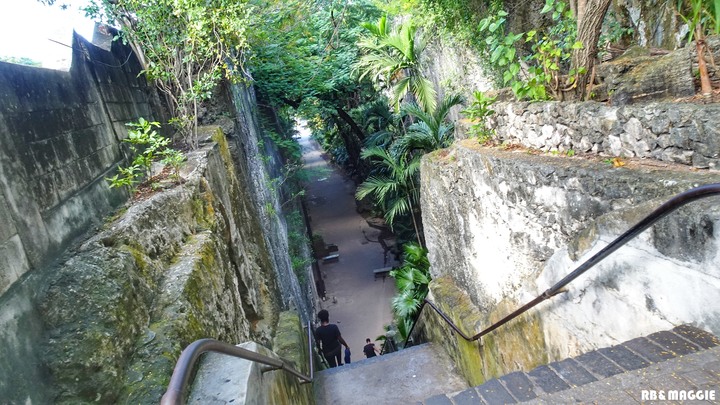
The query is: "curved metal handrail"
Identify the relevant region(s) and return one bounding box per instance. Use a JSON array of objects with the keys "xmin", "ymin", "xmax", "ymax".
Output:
[
  {"xmin": 161, "ymin": 321, "xmax": 315, "ymax": 405},
  {"xmin": 405, "ymin": 183, "xmax": 720, "ymax": 347}
]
